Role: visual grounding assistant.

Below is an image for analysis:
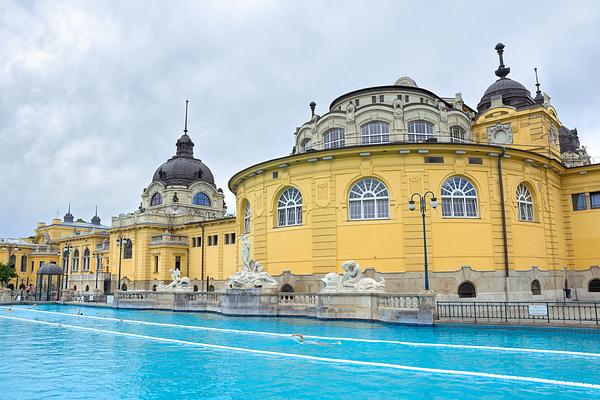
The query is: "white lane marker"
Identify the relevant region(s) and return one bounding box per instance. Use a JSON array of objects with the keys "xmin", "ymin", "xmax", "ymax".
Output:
[
  {"xmin": 1, "ymin": 314, "xmax": 599, "ymax": 390},
  {"xmin": 4, "ymin": 306, "xmax": 600, "ymax": 358}
]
